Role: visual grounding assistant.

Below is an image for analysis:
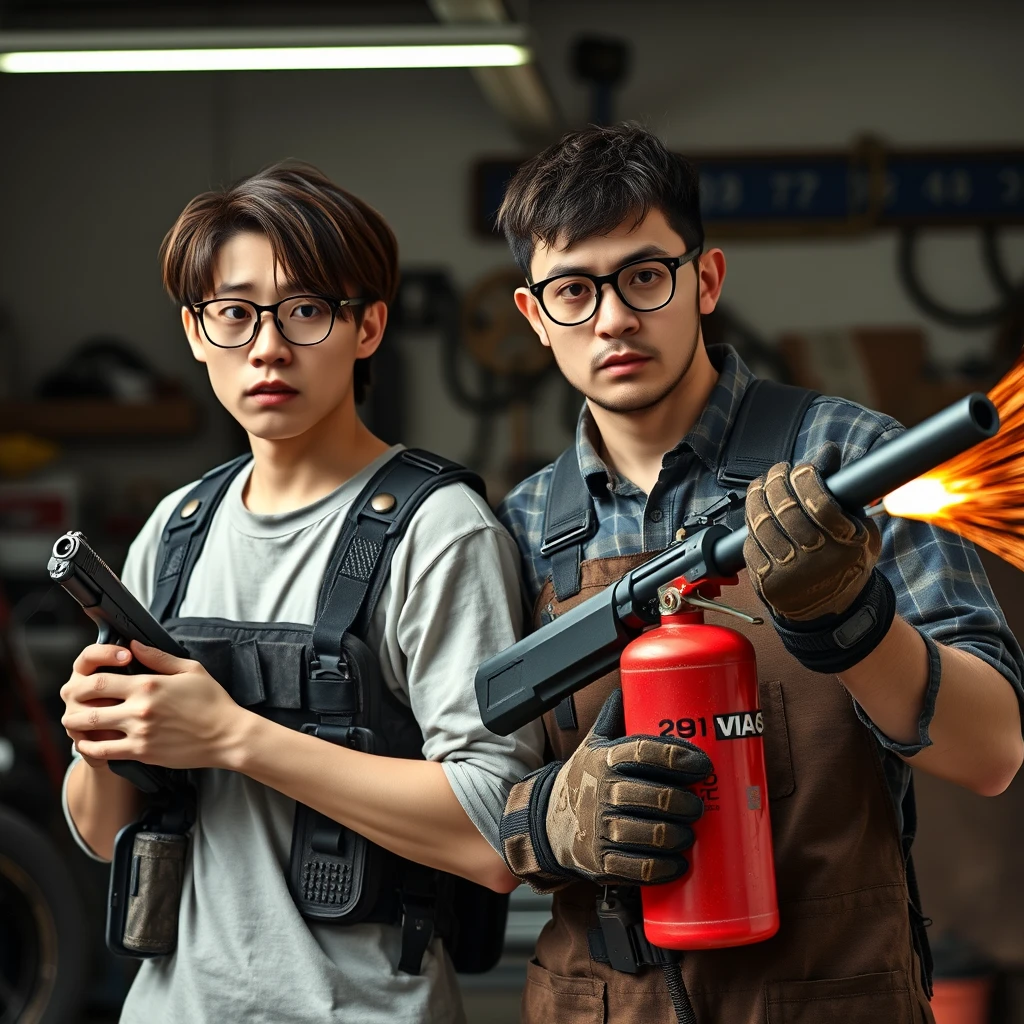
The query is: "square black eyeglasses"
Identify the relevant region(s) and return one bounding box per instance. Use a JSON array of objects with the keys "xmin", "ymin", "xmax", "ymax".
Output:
[
  {"xmin": 190, "ymin": 294, "xmax": 366, "ymax": 348},
  {"xmin": 527, "ymin": 246, "xmax": 702, "ymax": 327}
]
